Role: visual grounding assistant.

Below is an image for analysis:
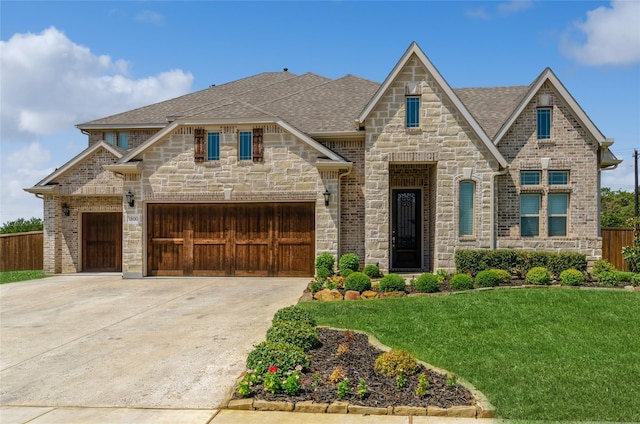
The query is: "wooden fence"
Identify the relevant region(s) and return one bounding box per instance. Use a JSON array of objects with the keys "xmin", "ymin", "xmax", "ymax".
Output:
[
  {"xmin": 601, "ymin": 227, "xmax": 634, "ymax": 272},
  {"xmin": 0, "ymin": 231, "xmax": 43, "ymax": 272}
]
